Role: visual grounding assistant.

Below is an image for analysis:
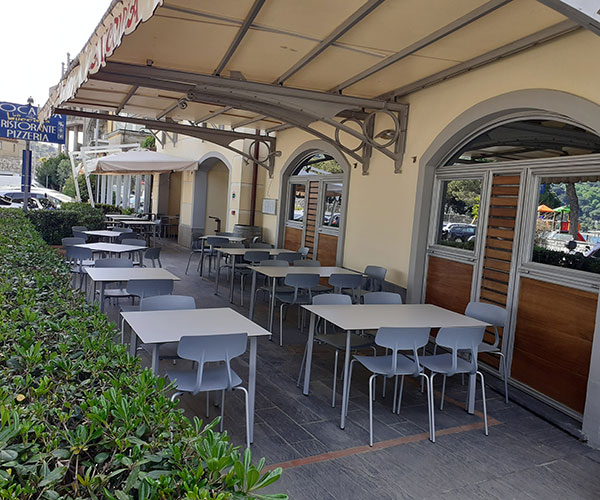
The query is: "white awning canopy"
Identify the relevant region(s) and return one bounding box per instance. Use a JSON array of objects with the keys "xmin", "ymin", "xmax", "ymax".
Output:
[{"xmin": 86, "ymin": 149, "xmax": 197, "ymax": 174}]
